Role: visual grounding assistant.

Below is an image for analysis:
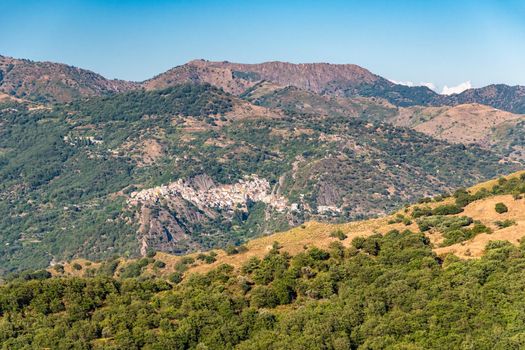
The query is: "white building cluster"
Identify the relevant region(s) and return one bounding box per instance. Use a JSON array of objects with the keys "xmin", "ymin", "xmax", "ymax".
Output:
[{"xmin": 129, "ymin": 175, "xmax": 288, "ymax": 213}]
